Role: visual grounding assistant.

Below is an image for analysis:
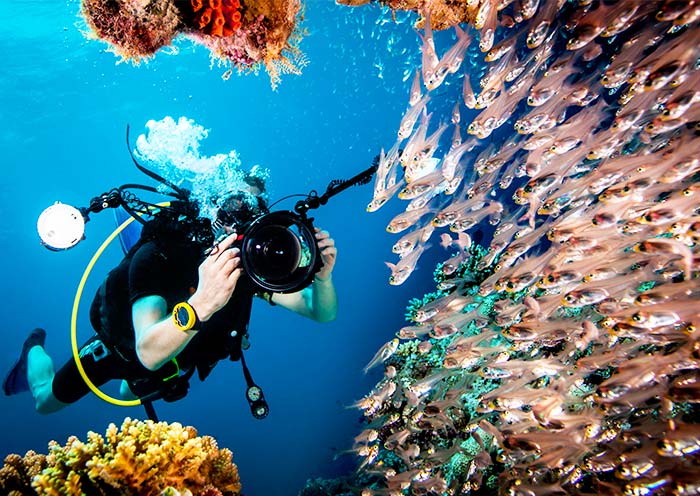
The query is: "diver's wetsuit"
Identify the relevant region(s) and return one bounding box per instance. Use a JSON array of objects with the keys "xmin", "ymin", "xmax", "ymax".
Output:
[{"xmin": 52, "ymin": 239, "xmax": 256, "ymax": 404}]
